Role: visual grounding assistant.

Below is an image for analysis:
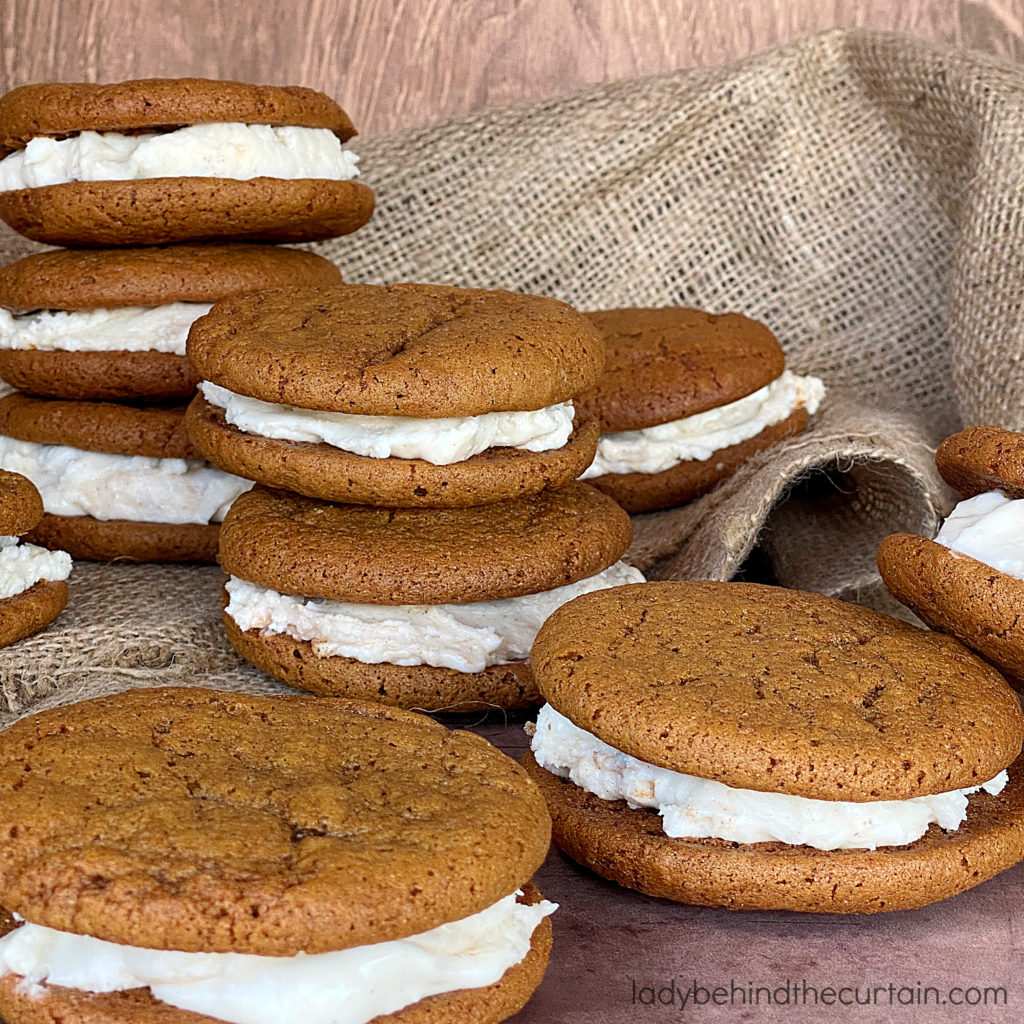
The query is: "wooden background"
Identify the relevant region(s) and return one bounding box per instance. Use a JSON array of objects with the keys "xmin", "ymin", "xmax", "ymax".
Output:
[{"xmin": 1, "ymin": 0, "xmax": 1022, "ymax": 138}]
